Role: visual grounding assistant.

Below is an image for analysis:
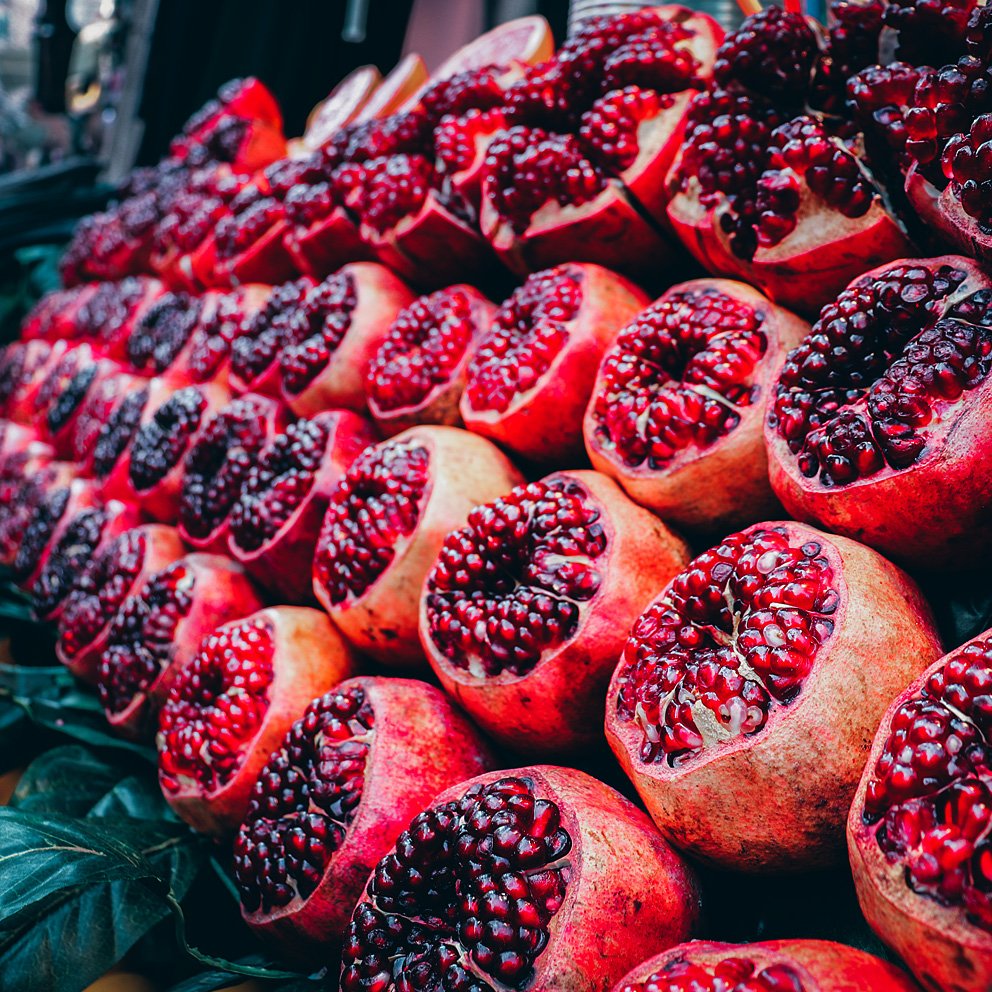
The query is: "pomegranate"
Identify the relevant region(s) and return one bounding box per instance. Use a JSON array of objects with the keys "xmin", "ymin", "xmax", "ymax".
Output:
[
  {"xmin": 365, "ymin": 284, "xmax": 496, "ymax": 435},
  {"xmin": 178, "ymin": 394, "xmax": 287, "ymax": 553},
  {"xmin": 422, "ymin": 470, "xmax": 690, "ymax": 755},
  {"xmin": 69, "ymin": 372, "xmax": 144, "ymax": 476},
  {"xmin": 0, "ymin": 458, "xmax": 72, "ymax": 568},
  {"xmin": 56, "ymin": 524, "xmax": 186, "ymax": 684},
  {"xmin": 340, "ymin": 765, "xmax": 702, "ymax": 992},
  {"xmin": 605, "ymin": 520, "xmax": 943, "ymax": 870},
  {"xmin": 301, "ymin": 65, "xmax": 385, "ymax": 152},
  {"xmin": 228, "ymin": 411, "xmax": 376, "ymax": 603},
  {"xmin": 355, "ymin": 53, "xmax": 429, "ymax": 123},
  {"xmin": 1, "ymin": 339, "xmax": 70, "ymax": 425},
  {"xmin": 124, "ymin": 291, "xmax": 206, "ymax": 378},
  {"xmin": 313, "ymin": 425, "xmax": 523, "ymax": 667},
  {"xmin": 97, "ymin": 553, "xmax": 263, "ymax": 739},
  {"xmin": 478, "ymin": 7, "xmax": 723, "ymax": 280},
  {"xmin": 21, "ymin": 284, "xmax": 94, "ymax": 343},
  {"xmin": 234, "ymin": 676, "xmax": 493, "ymax": 952},
  {"xmin": 849, "ymin": 628, "xmax": 992, "ymax": 992},
  {"xmin": 765, "ymin": 255, "xmax": 992, "ymax": 569},
  {"xmin": 460, "ymin": 263, "xmax": 651, "ymax": 464},
  {"xmin": 584, "ymin": 278, "xmax": 809, "ymax": 532},
  {"xmin": 277, "ymin": 262, "xmax": 416, "ymax": 416},
  {"xmin": 158, "ymin": 606, "xmax": 360, "ymax": 835},
  {"xmin": 612, "ymin": 939, "xmax": 921, "ymax": 992}
]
